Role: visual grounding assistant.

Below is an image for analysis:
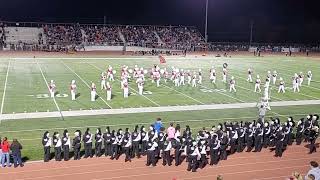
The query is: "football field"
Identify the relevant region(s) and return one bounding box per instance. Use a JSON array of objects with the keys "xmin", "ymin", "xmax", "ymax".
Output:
[
  {"xmin": 0, "ymin": 55, "xmax": 320, "ymax": 114},
  {"xmin": 0, "ymin": 54, "xmax": 320, "ymax": 161}
]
